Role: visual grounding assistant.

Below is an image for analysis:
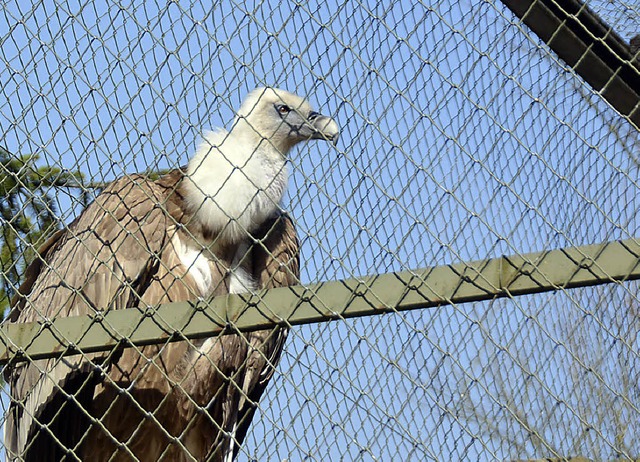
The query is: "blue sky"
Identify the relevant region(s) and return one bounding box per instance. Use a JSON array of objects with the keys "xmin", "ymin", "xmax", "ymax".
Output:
[{"xmin": 1, "ymin": 0, "xmax": 640, "ymax": 460}]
